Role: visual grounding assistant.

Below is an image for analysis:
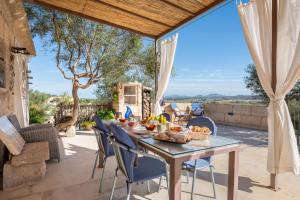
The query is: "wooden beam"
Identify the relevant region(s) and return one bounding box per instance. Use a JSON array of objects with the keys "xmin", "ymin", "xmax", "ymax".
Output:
[
  {"xmin": 270, "ymin": 0, "xmax": 278, "ymax": 191},
  {"xmin": 271, "ymin": 0, "xmax": 277, "ymax": 92},
  {"xmin": 156, "ymin": 0, "xmax": 225, "ymax": 39}
]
